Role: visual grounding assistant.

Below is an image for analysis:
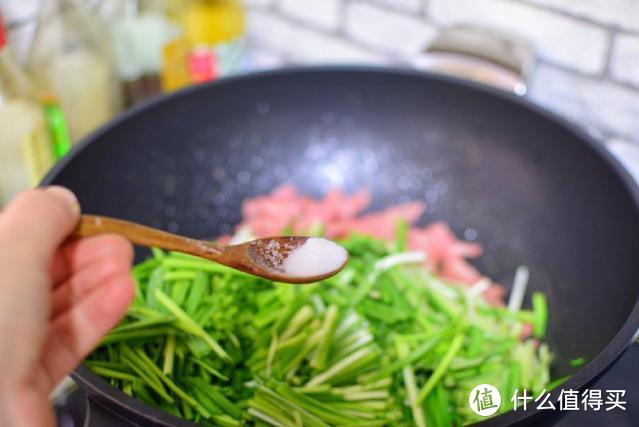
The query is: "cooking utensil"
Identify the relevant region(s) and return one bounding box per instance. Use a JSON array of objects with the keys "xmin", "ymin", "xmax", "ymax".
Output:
[
  {"xmin": 73, "ymin": 215, "xmax": 347, "ymax": 284},
  {"xmin": 43, "ymin": 67, "xmax": 639, "ymax": 426}
]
